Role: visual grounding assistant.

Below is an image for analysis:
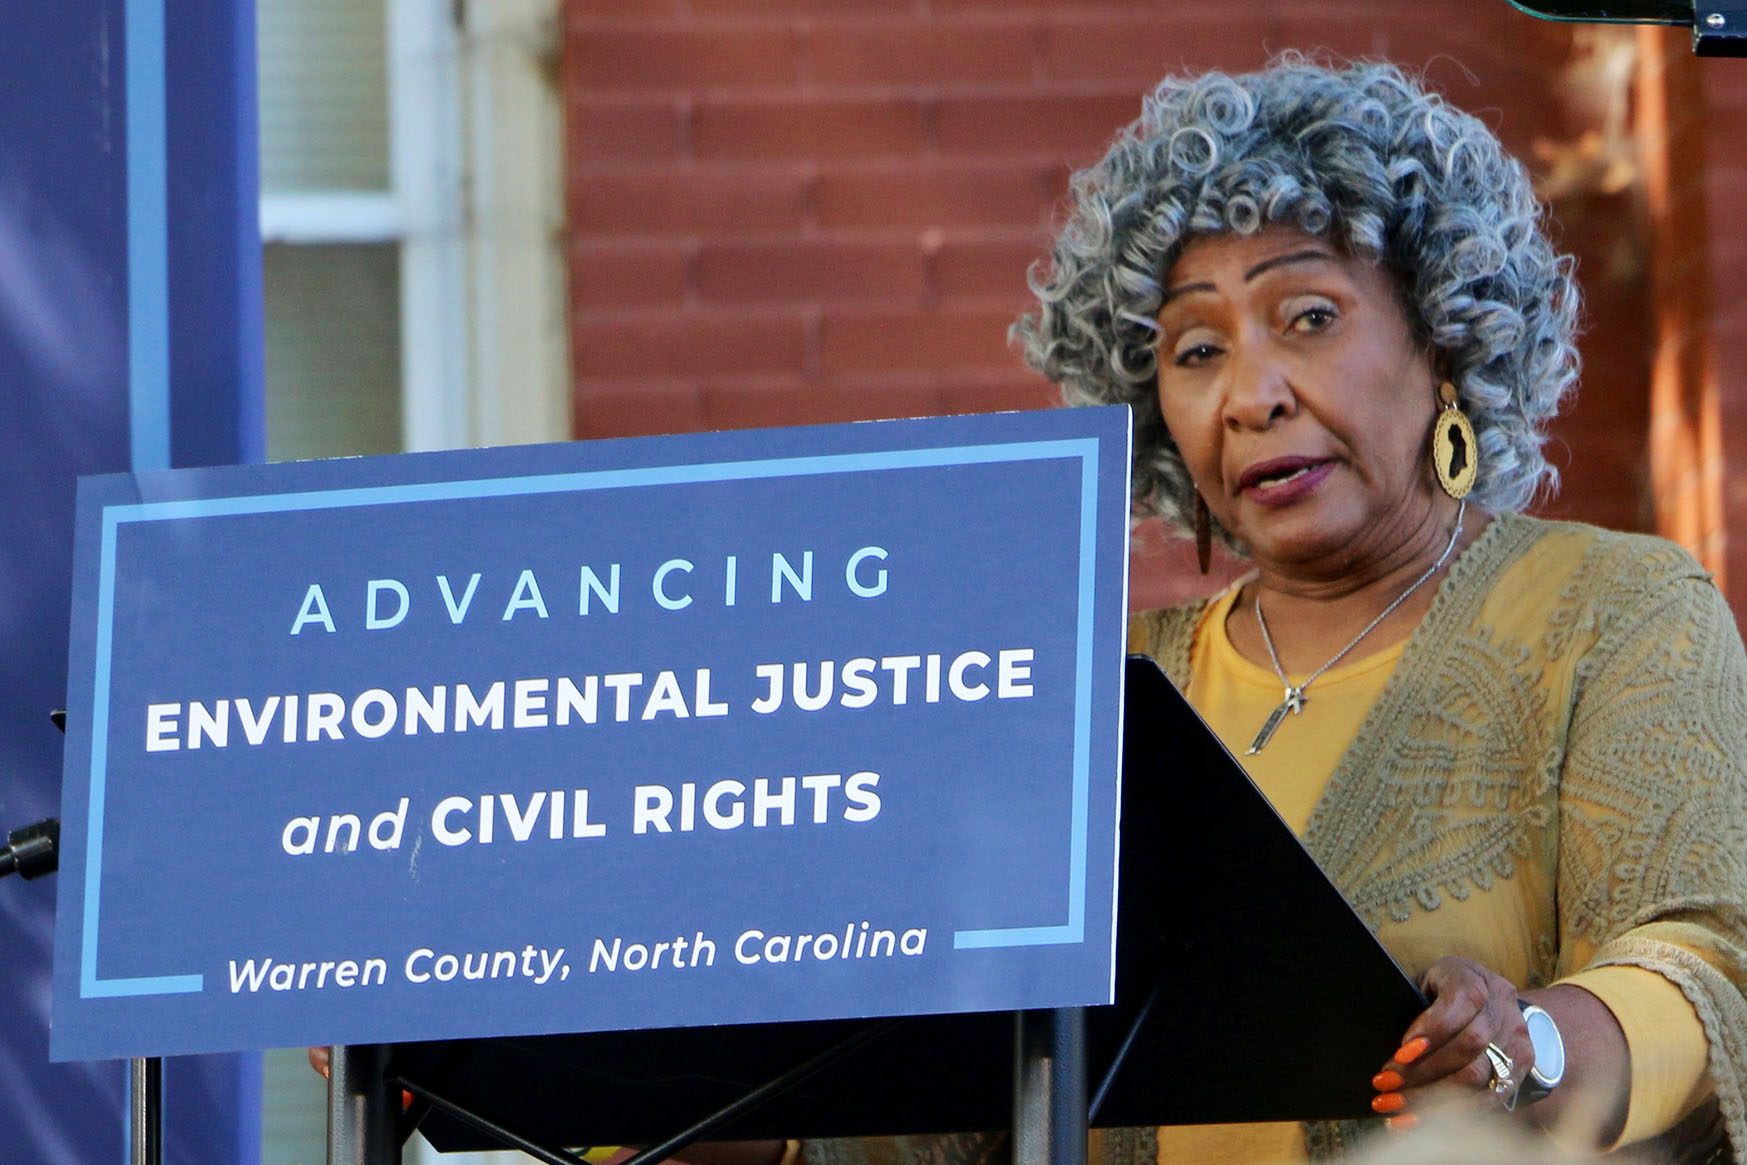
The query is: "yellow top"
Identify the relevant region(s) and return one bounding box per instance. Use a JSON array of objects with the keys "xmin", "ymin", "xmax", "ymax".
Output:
[
  {"xmin": 1153, "ymin": 539, "xmax": 1713, "ymax": 1161},
  {"xmin": 806, "ymin": 516, "xmax": 1746, "ymax": 1165}
]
